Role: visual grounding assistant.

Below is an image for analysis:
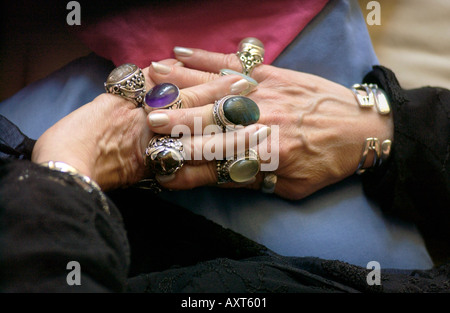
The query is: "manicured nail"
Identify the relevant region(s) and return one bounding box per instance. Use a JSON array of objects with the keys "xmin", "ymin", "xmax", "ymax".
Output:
[
  {"xmin": 174, "ymin": 61, "xmax": 184, "ymax": 67},
  {"xmin": 148, "ymin": 112, "xmax": 170, "ymax": 127},
  {"xmin": 221, "ymin": 69, "xmax": 258, "ymax": 95},
  {"xmin": 173, "ymin": 46, "xmax": 194, "ymax": 57},
  {"xmin": 156, "ymin": 174, "xmax": 176, "ymax": 183},
  {"xmin": 151, "ymin": 62, "xmax": 172, "ymax": 74},
  {"xmin": 230, "ymin": 79, "xmax": 250, "ymax": 95},
  {"xmin": 251, "ymin": 126, "xmax": 271, "ymax": 144}
]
